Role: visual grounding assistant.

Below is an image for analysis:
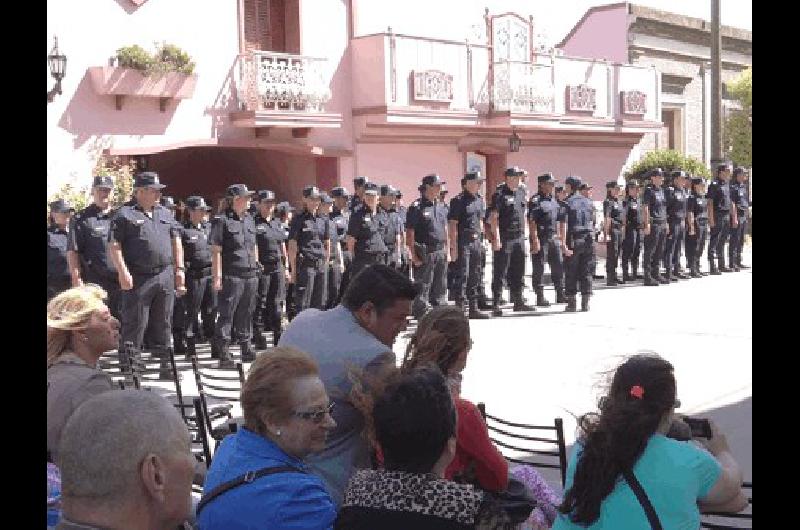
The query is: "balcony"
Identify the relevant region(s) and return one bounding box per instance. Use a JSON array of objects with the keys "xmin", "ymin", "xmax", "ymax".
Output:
[{"xmin": 229, "ymin": 51, "xmax": 342, "ymax": 134}]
